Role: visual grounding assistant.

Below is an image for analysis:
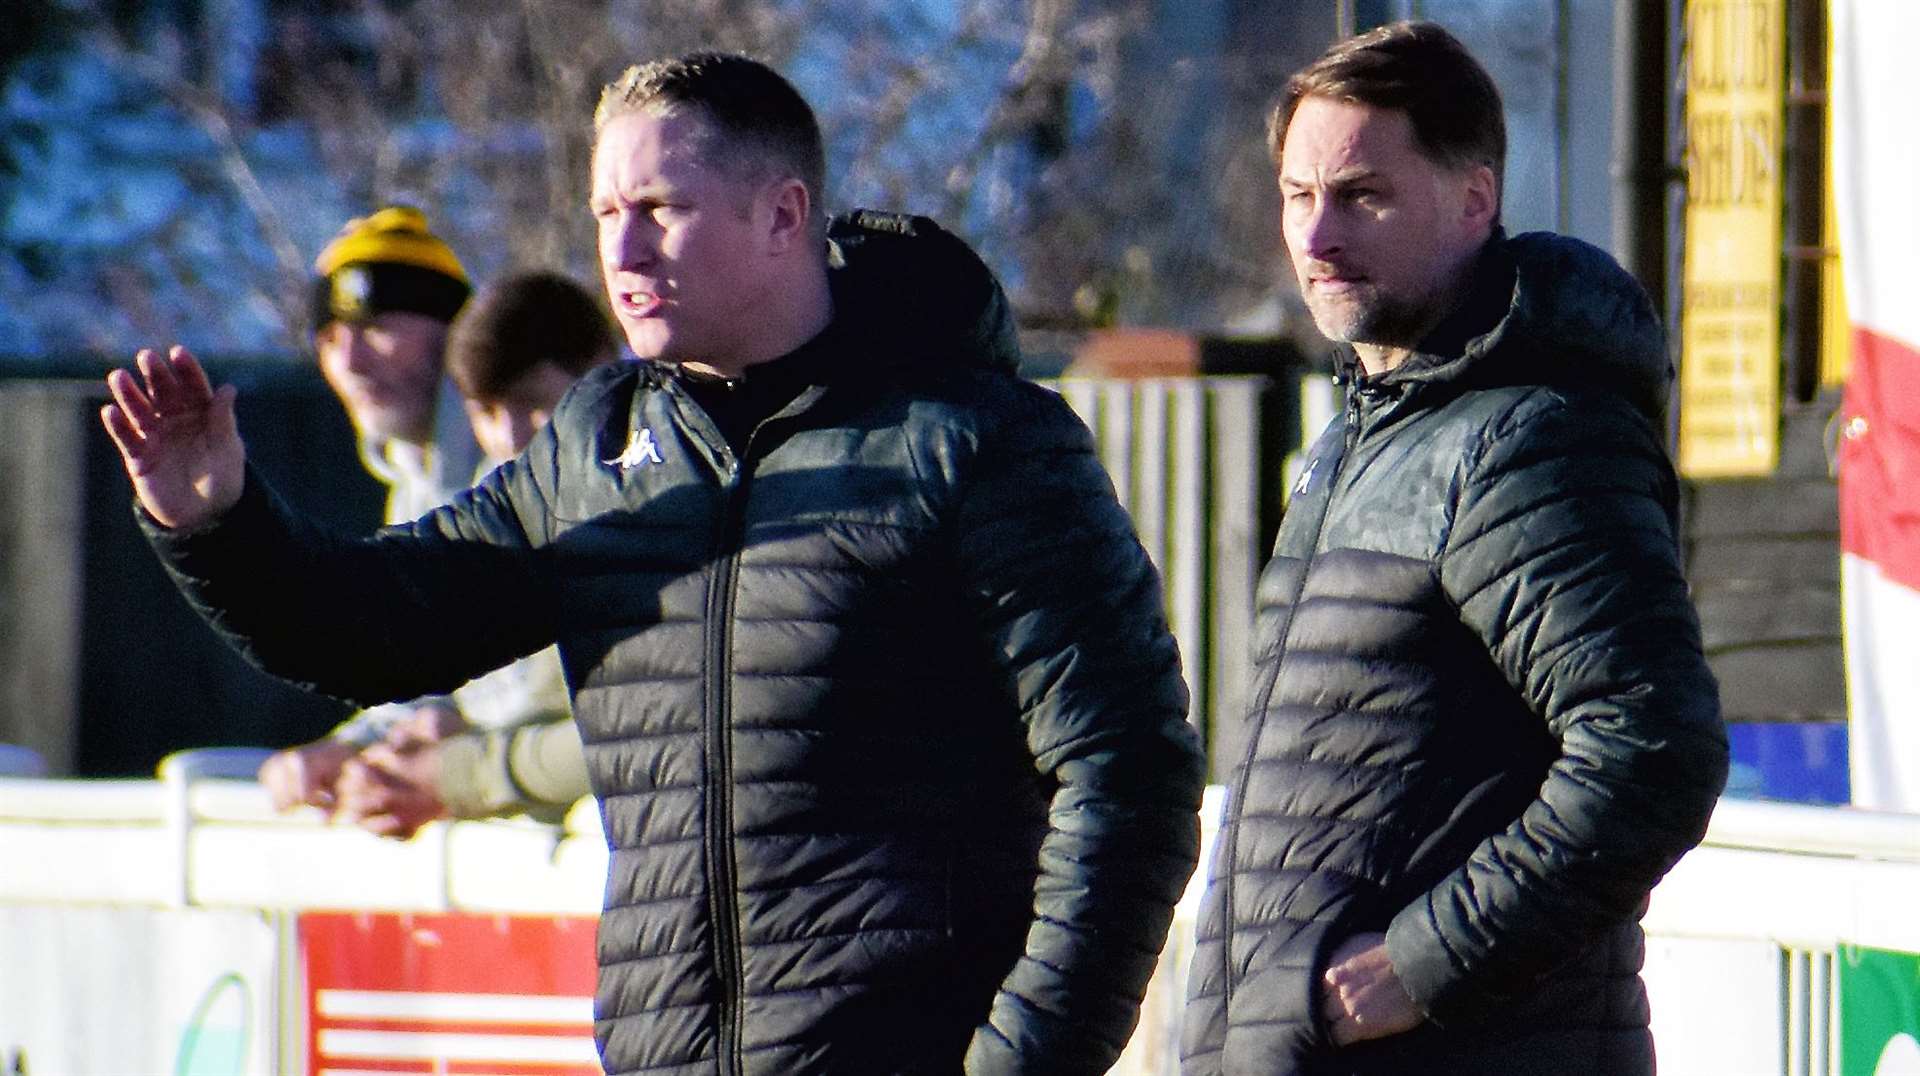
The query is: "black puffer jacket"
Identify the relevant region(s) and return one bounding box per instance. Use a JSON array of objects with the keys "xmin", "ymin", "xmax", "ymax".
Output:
[
  {"xmin": 148, "ymin": 212, "xmax": 1205, "ymax": 1075},
  {"xmin": 1181, "ymin": 232, "xmax": 1727, "ymax": 1075}
]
